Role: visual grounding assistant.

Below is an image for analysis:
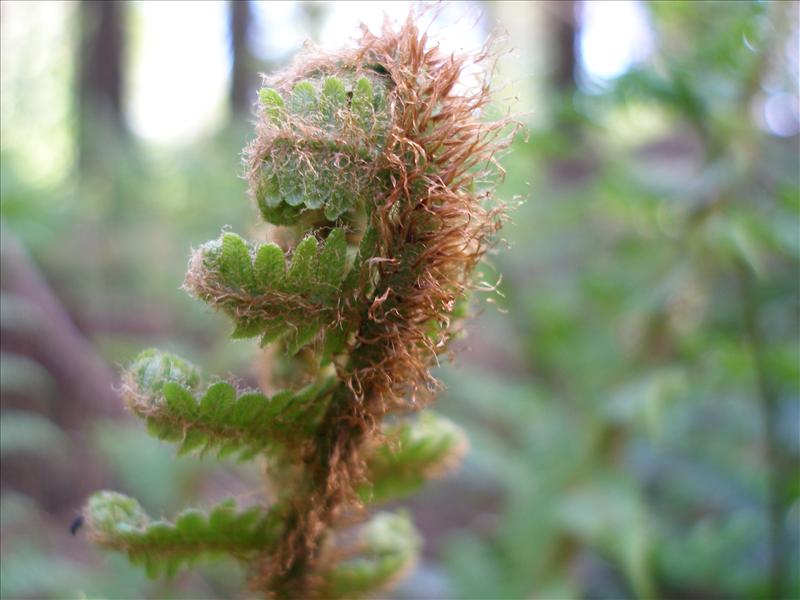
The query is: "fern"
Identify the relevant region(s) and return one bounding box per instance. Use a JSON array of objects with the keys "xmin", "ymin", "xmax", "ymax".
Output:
[
  {"xmin": 185, "ymin": 229, "xmax": 349, "ymax": 353},
  {"xmin": 319, "ymin": 512, "xmax": 420, "ymax": 599},
  {"xmin": 84, "ymin": 15, "xmax": 515, "ymax": 599},
  {"xmin": 122, "ymin": 349, "xmax": 336, "ymax": 460},
  {"xmin": 86, "ymin": 492, "xmax": 281, "ymax": 578},
  {"xmin": 253, "ymin": 74, "xmax": 389, "ymax": 225},
  {"xmin": 360, "ymin": 412, "xmax": 468, "ymax": 504}
]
